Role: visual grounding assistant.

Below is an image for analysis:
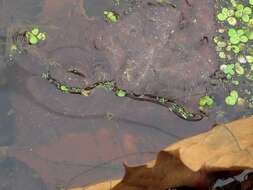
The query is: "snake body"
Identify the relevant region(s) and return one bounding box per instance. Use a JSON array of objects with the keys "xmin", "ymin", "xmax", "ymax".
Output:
[{"xmin": 44, "ymin": 71, "xmax": 204, "ymax": 121}]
